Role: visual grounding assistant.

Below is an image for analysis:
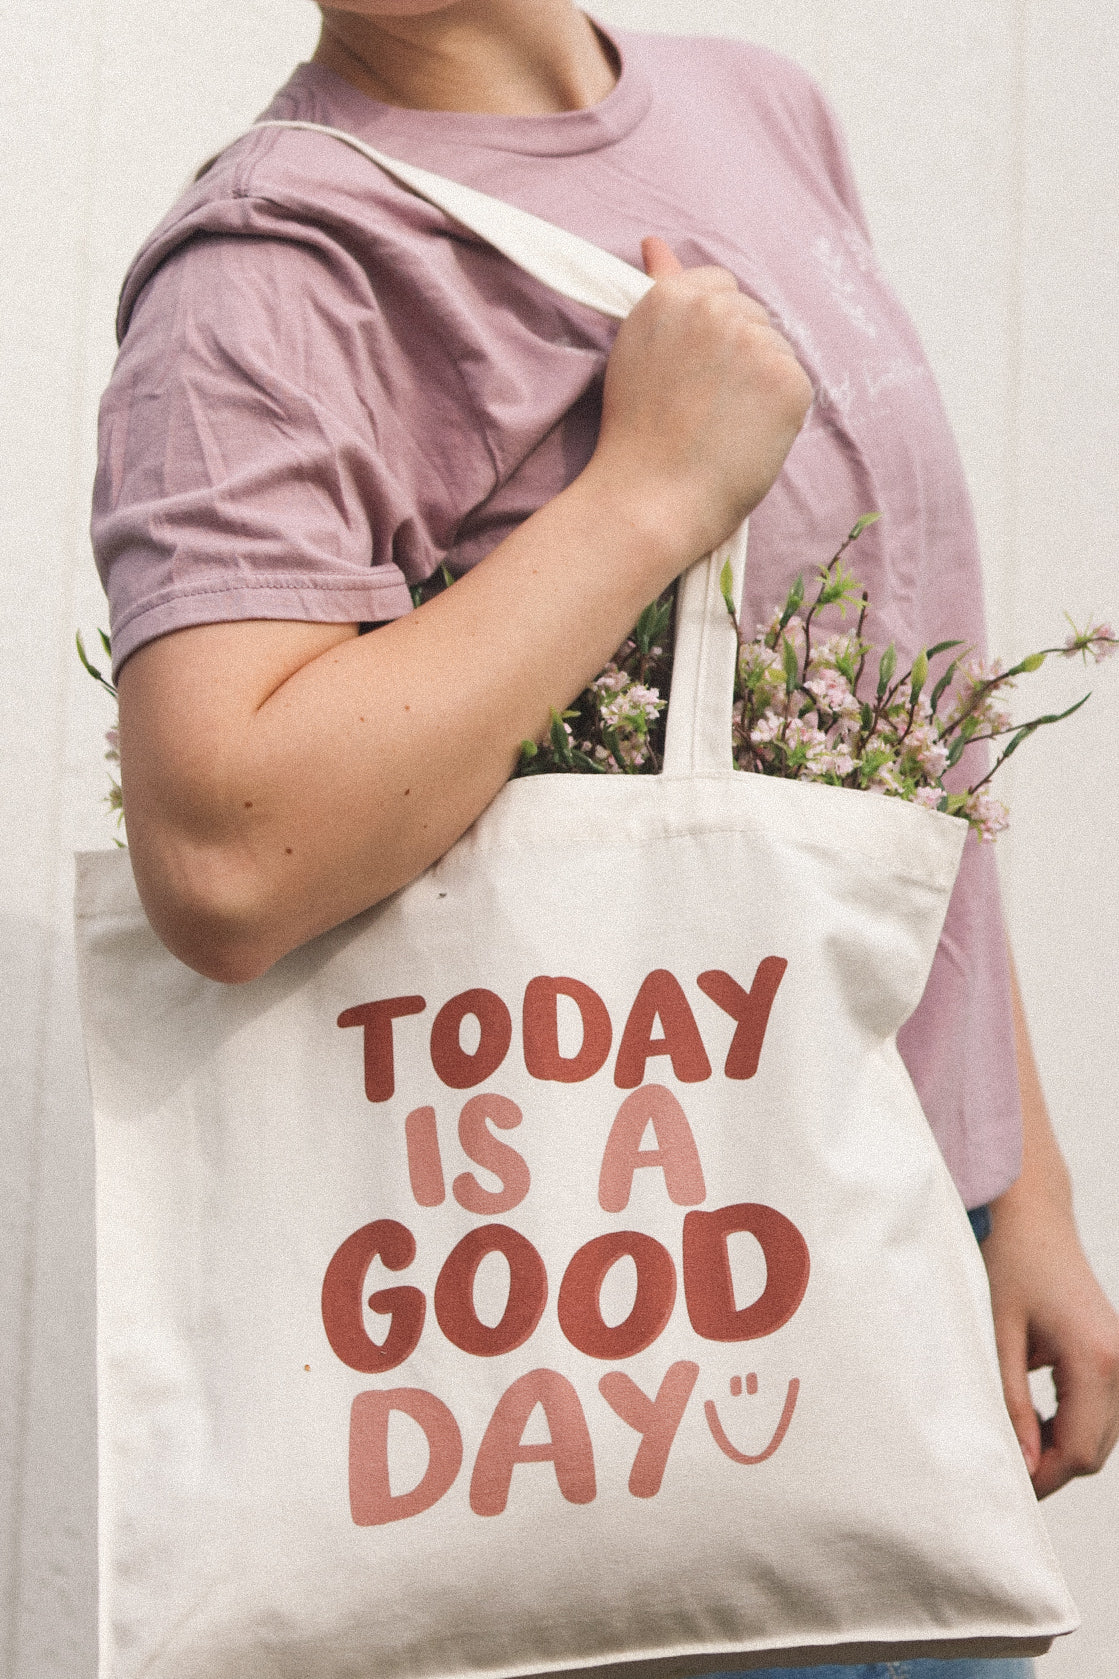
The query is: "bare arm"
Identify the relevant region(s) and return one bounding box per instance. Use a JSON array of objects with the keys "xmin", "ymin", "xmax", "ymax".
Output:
[
  {"xmin": 118, "ymin": 242, "xmax": 813, "ymax": 982},
  {"xmin": 983, "ymin": 958, "xmax": 1119, "ymax": 1496}
]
